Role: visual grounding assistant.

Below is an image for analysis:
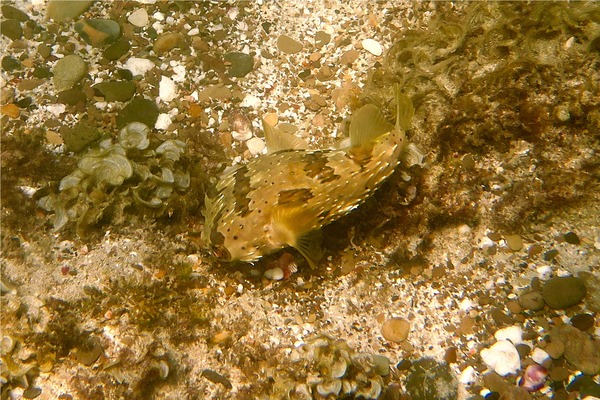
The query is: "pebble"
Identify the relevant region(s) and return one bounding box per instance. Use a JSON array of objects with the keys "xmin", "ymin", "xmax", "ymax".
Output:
[
  {"xmin": 361, "ymin": 38, "xmax": 383, "ymax": 56},
  {"xmin": 93, "ymin": 81, "xmax": 136, "ymax": 102},
  {"xmin": 0, "ymin": 103, "xmax": 20, "ymax": 118},
  {"xmin": 505, "ymin": 234, "xmax": 523, "ymax": 251},
  {"xmin": 128, "ymin": 8, "xmax": 149, "ymax": 27},
  {"xmin": 62, "ymin": 120, "xmax": 101, "ymax": 152},
  {"xmin": 340, "ymin": 49, "xmax": 360, "ymax": 65},
  {"xmin": 2, "ymin": 55, "xmax": 21, "ymax": 71},
  {"xmin": 2, "ymin": 5, "xmax": 30, "ymax": 21},
  {"xmin": 57, "ymin": 88, "xmax": 86, "ymax": 106},
  {"xmin": 570, "ymin": 313, "xmax": 594, "ymax": 331},
  {"xmin": 53, "ymin": 54, "xmax": 87, "ymax": 91},
  {"xmin": 17, "ymin": 79, "xmax": 45, "ymax": 91},
  {"xmin": 518, "ymin": 291, "xmax": 546, "ymax": 311},
  {"xmin": 563, "ymin": 231, "xmax": 580, "ymax": 245},
  {"xmin": 246, "ymin": 137, "xmax": 265, "ymax": 156},
  {"xmin": 224, "ymin": 52, "xmax": 254, "ymax": 77},
  {"xmin": 154, "ymin": 113, "xmax": 172, "ymax": 130},
  {"xmin": 153, "ymin": 32, "xmax": 182, "ymax": 54},
  {"xmin": 104, "ymin": 38, "xmax": 131, "ymax": 61},
  {"xmin": 550, "ymin": 324, "xmax": 600, "ymax": 375},
  {"xmin": 1, "ymin": 19, "xmax": 23, "ymax": 40},
  {"xmin": 531, "ymin": 348, "xmax": 550, "ymax": 364},
  {"xmin": 494, "ymin": 325, "xmax": 523, "ymax": 344},
  {"xmin": 46, "ymin": 0, "xmax": 93, "ymax": 22},
  {"xmin": 277, "ymin": 34, "xmax": 303, "ymax": 54},
  {"xmin": 264, "ymin": 267, "xmax": 284, "ymax": 280},
  {"xmin": 480, "ymin": 340, "xmax": 521, "ymax": 376},
  {"xmin": 405, "ymin": 358, "xmax": 458, "ymax": 400},
  {"xmin": 541, "ymin": 276, "xmax": 586, "ymax": 309},
  {"xmin": 124, "ymin": 57, "xmax": 154, "ymax": 76},
  {"xmin": 116, "ymin": 97, "xmax": 159, "ymax": 128},
  {"xmin": 381, "ymin": 317, "xmax": 410, "ymax": 342},
  {"xmin": 75, "ymin": 19, "xmax": 121, "ymax": 47},
  {"xmin": 159, "ymin": 76, "xmax": 177, "ymax": 102},
  {"xmin": 314, "ymin": 31, "xmax": 331, "ymax": 48},
  {"xmin": 37, "ymin": 43, "xmax": 52, "ymax": 58}
]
